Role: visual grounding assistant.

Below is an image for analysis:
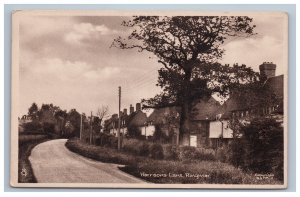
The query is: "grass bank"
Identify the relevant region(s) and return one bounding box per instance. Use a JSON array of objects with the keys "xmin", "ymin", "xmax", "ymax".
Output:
[
  {"xmin": 66, "ymin": 138, "xmax": 281, "ymax": 184},
  {"xmin": 18, "ymin": 134, "xmax": 50, "ymax": 183}
]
